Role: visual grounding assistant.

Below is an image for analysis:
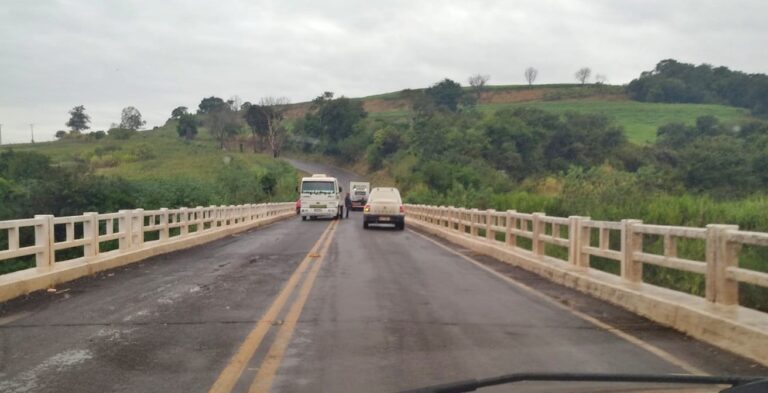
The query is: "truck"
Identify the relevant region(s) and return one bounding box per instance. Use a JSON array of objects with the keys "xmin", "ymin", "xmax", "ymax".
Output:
[
  {"xmin": 349, "ymin": 181, "xmax": 370, "ymax": 211},
  {"xmin": 299, "ymin": 174, "xmax": 343, "ymax": 221}
]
